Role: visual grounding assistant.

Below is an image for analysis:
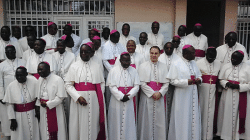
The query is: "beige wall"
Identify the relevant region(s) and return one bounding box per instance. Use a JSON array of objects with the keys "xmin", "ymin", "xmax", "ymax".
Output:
[
  {"xmin": 224, "ymin": 0, "xmax": 238, "ymax": 37},
  {"xmin": 115, "ymin": 0, "xmax": 175, "ymax": 24},
  {"xmin": 174, "ymin": 0, "xmax": 187, "ymax": 35},
  {"xmin": 0, "ymin": 0, "xmax": 4, "ymax": 28}
]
